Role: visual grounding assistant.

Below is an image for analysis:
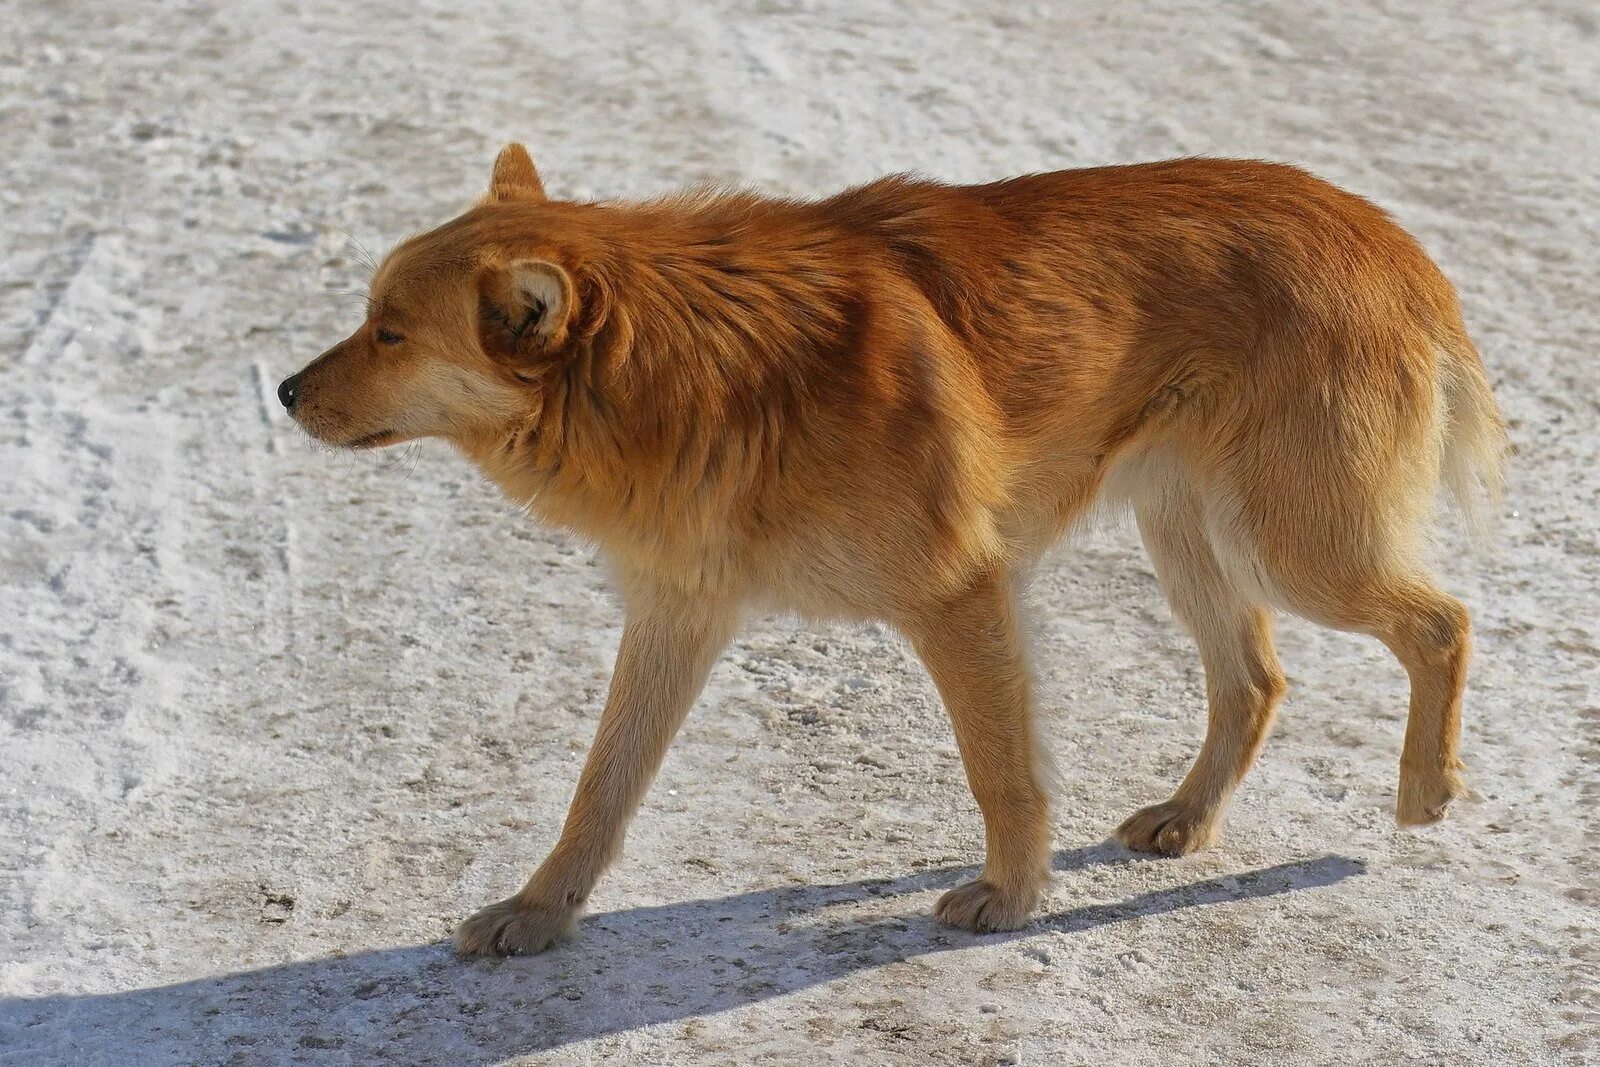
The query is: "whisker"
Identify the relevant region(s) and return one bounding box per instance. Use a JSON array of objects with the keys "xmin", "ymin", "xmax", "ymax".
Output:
[
  {"xmin": 321, "ymin": 291, "xmax": 378, "ymax": 312},
  {"xmin": 332, "ymin": 228, "xmax": 379, "ymax": 277},
  {"xmin": 377, "ymin": 442, "xmax": 419, "ymax": 475},
  {"xmin": 396, "ymin": 443, "xmax": 424, "ymax": 482},
  {"xmin": 322, "ymin": 253, "xmax": 375, "ymax": 274},
  {"xmin": 321, "ymin": 289, "xmax": 380, "ymax": 318}
]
